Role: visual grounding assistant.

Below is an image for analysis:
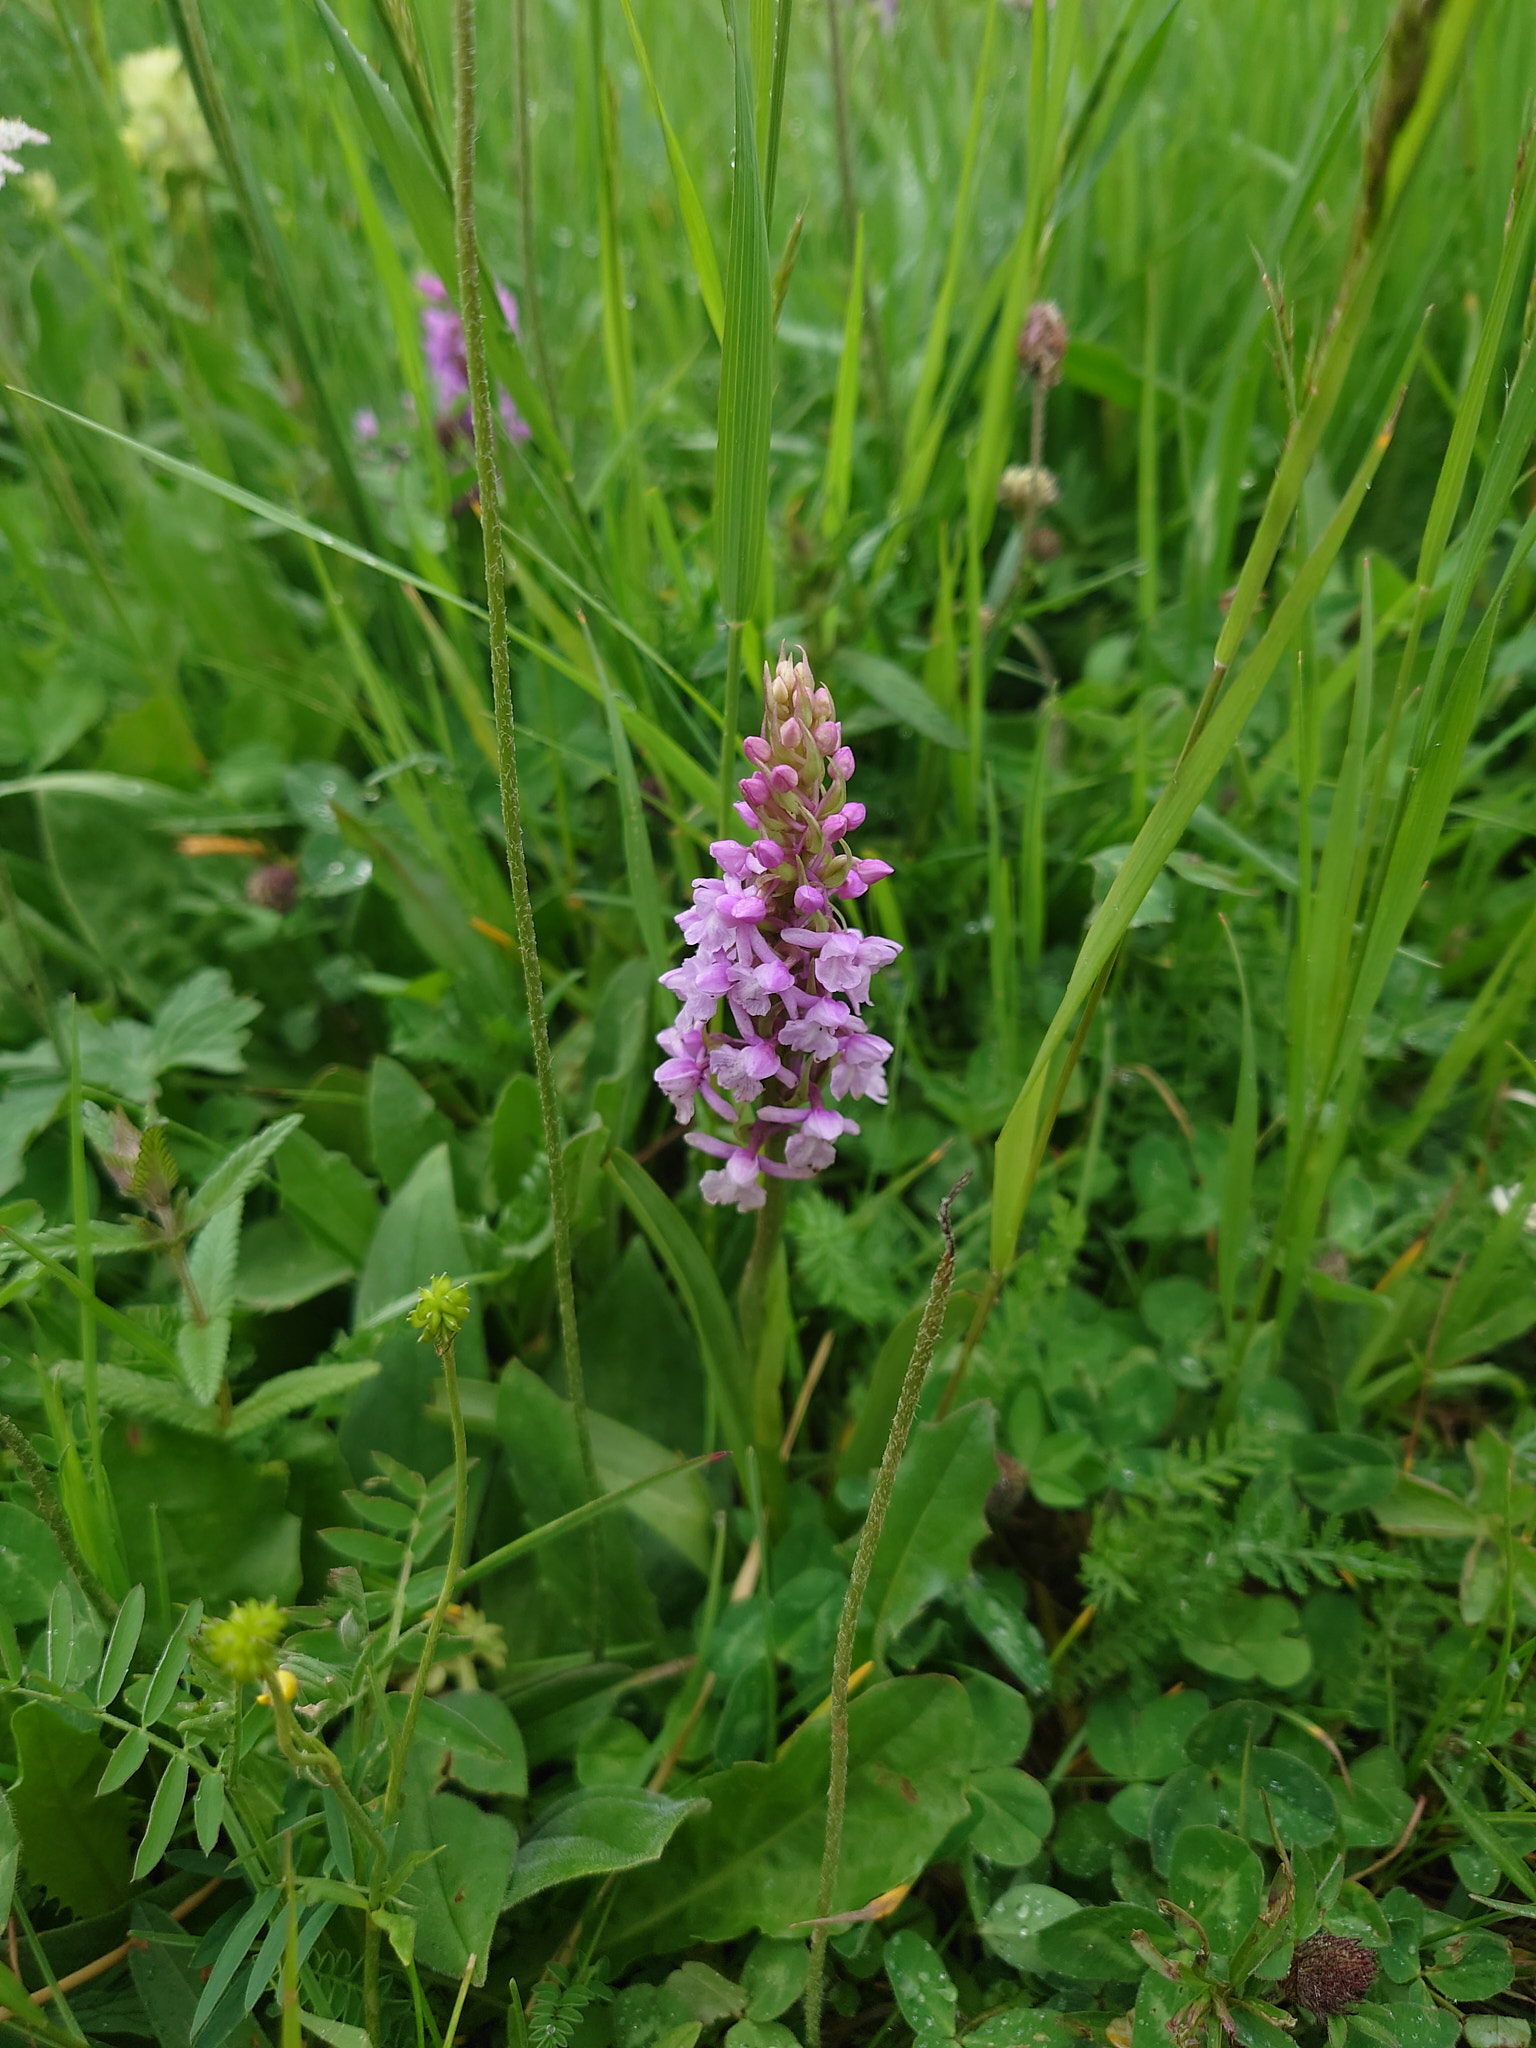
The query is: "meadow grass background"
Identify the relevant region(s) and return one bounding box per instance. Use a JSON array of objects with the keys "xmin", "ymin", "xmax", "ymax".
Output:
[{"xmin": 3, "ymin": 0, "xmax": 1536, "ymax": 2039}]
